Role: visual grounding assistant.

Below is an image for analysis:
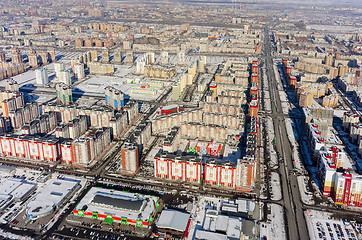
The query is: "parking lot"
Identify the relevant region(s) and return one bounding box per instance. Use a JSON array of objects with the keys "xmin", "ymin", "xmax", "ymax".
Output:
[{"xmin": 306, "ymin": 210, "xmax": 358, "ymax": 240}]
